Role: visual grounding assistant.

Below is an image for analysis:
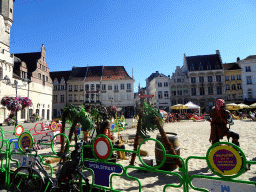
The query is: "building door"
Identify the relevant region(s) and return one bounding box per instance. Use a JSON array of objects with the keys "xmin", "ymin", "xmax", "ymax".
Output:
[
  {"xmin": 36, "ymin": 109, "xmax": 39, "ymax": 116},
  {"xmin": 47, "ymin": 109, "xmax": 50, "ymax": 120},
  {"xmin": 29, "ymin": 109, "xmax": 33, "ymax": 118},
  {"xmin": 42, "ymin": 109, "xmax": 45, "ymax": 119}
]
